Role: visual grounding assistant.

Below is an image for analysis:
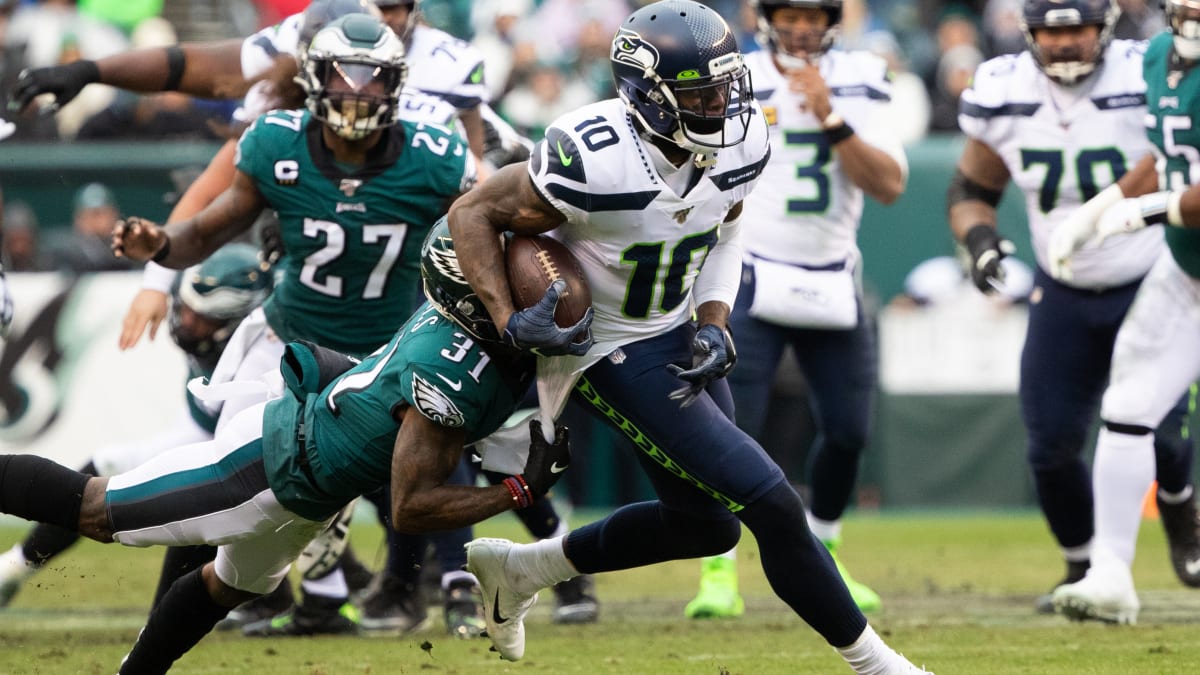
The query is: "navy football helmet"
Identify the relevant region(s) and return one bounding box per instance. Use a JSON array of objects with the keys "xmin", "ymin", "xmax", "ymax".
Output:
[
  {"xmin": 753, "ymin": 0, "xmax": 844, "ymax": 65},
  {"xmin": 1020, "ymin": 0, "xmax": 1118, "ymax": 84},
  {"xmin": 1166, "ymin": 0, "xmax": 1200, "ymax": 60},
  {"xmin": 420, "ymin": 217, "xmax": 501, "ymax": 343},
  {"xmin": 611, "ymin": 0, "xmax": 755, "ymax": 162},
  {"xmin": 172, "ymin": 243, "xmax": 273, "ymax": 370}
]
